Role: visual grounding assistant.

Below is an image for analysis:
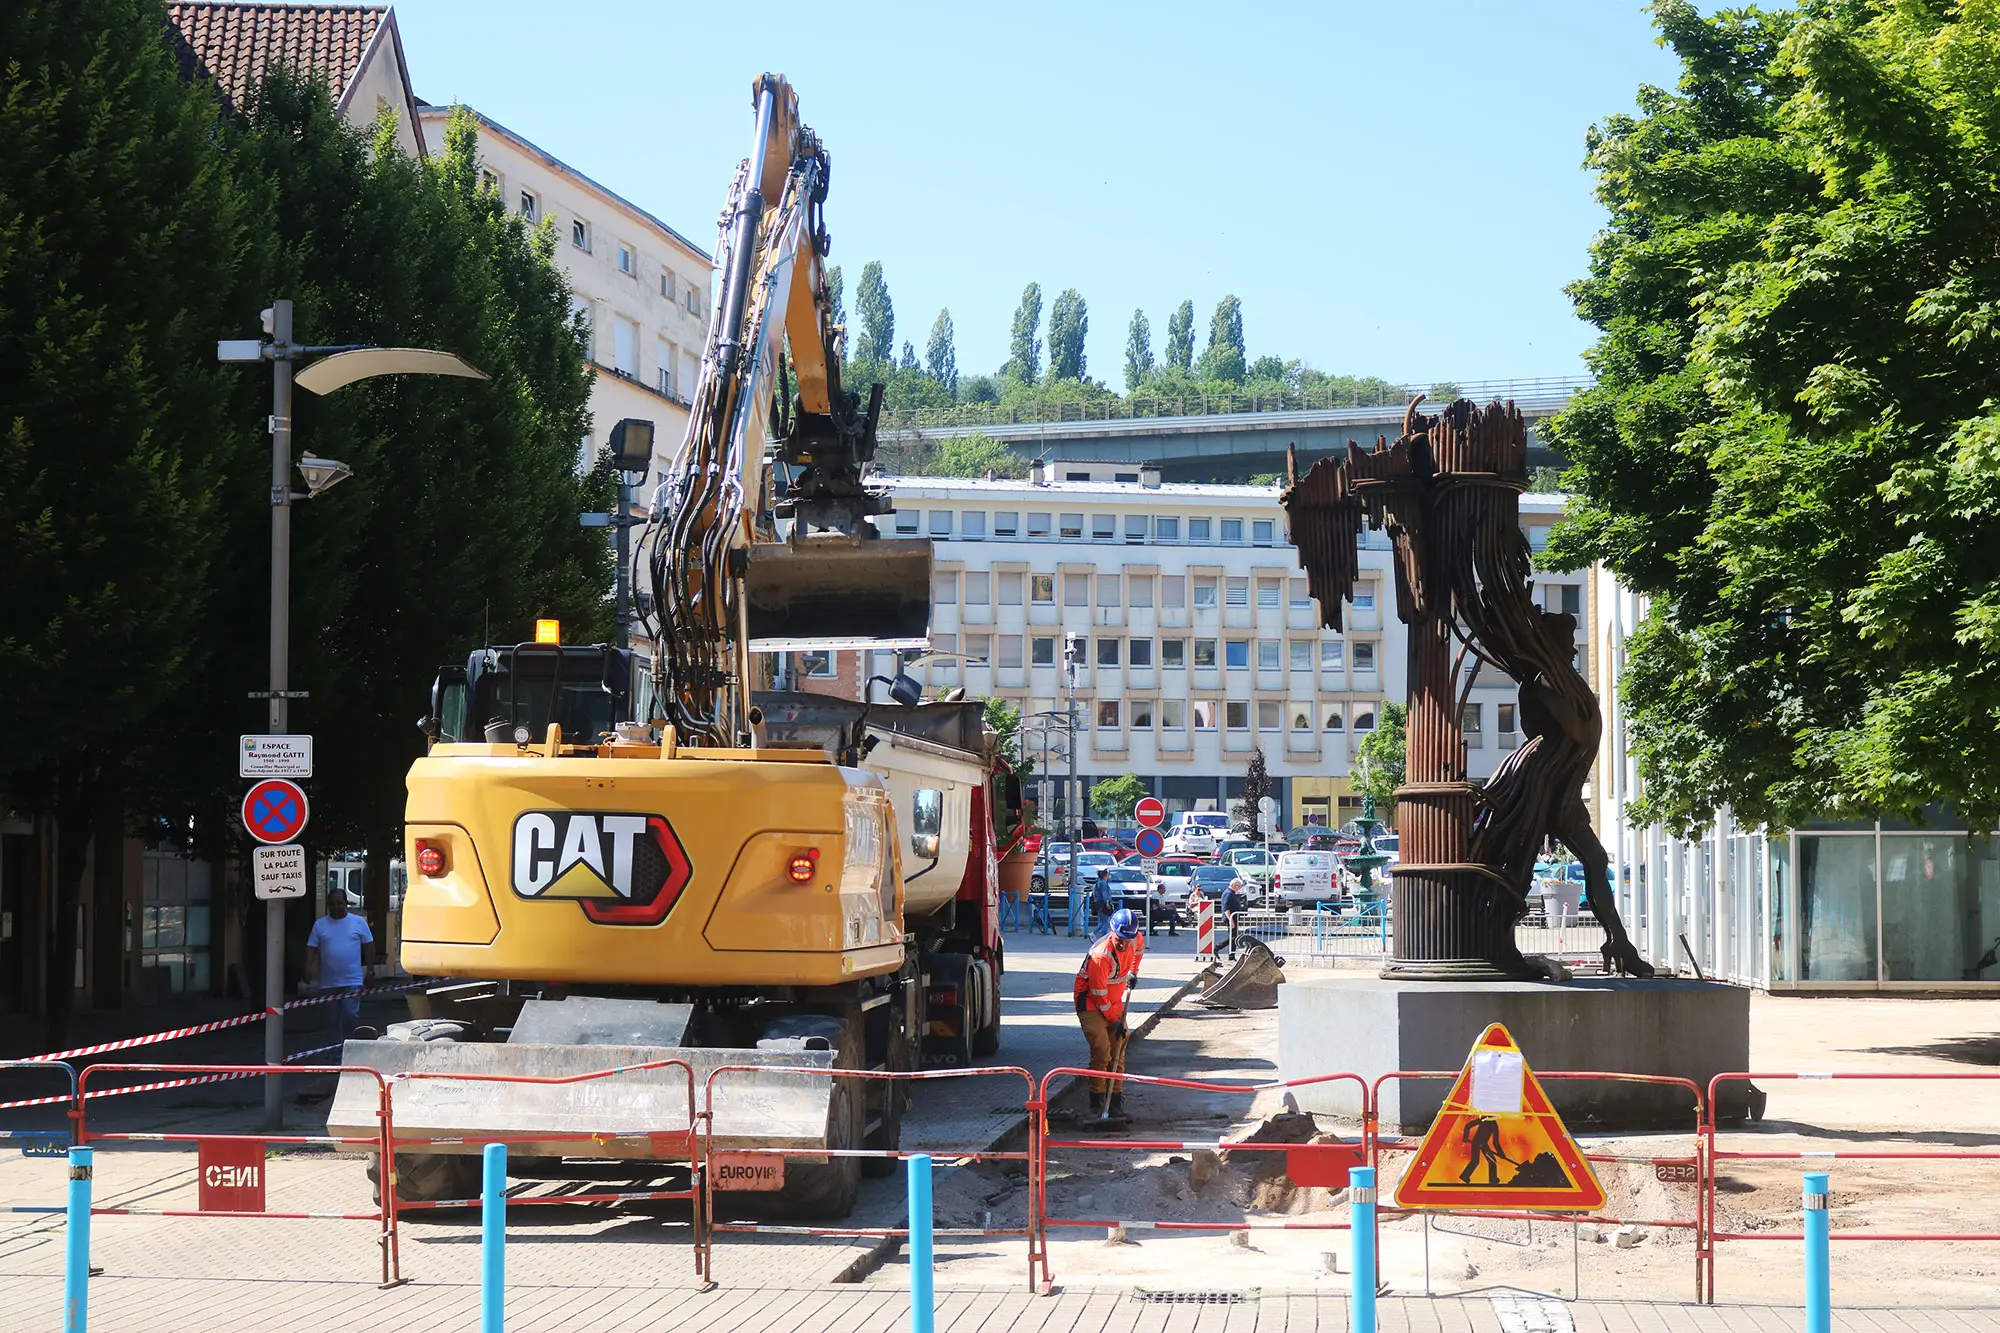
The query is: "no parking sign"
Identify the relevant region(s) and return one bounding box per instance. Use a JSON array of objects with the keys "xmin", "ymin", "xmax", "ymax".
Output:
[{"xmin": 241, "ymin": 778, "xmax": 309, "ymax": 845}]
